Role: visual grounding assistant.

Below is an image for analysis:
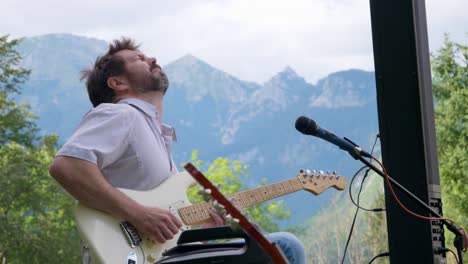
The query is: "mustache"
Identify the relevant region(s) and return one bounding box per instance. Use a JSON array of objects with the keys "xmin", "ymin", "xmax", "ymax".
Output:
[{"xmin": 150, "ymin": 64, "xmax": 162, "ymax": 72}]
